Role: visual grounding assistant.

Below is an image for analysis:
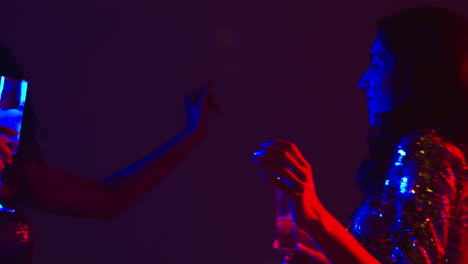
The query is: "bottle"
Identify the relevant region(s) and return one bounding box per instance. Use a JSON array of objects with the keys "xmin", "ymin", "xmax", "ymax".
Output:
[{"xmin": 275, "ymin": 188, "xmax": 299, "ymax": 263}]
